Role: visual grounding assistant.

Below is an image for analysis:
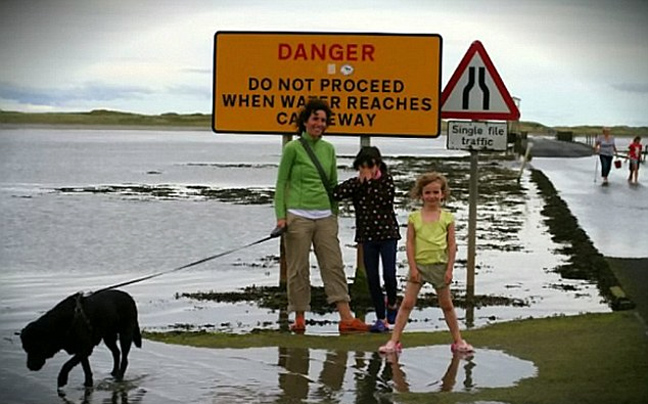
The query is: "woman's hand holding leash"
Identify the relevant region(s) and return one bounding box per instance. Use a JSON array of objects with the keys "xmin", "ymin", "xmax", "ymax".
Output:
[{"xmin": 270, "ymin": 225, "xmax": 286, "ymax": 238}]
